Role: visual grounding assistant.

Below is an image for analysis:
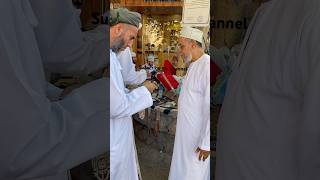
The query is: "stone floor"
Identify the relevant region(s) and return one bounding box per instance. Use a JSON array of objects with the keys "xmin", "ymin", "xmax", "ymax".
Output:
[
  {"xmin": 134, "ymin": 122, "xmax": 173, "ymax": 180},
  {"xmin": 134, "ymin": 122, "xmax": 216, "ymax": 180}
]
